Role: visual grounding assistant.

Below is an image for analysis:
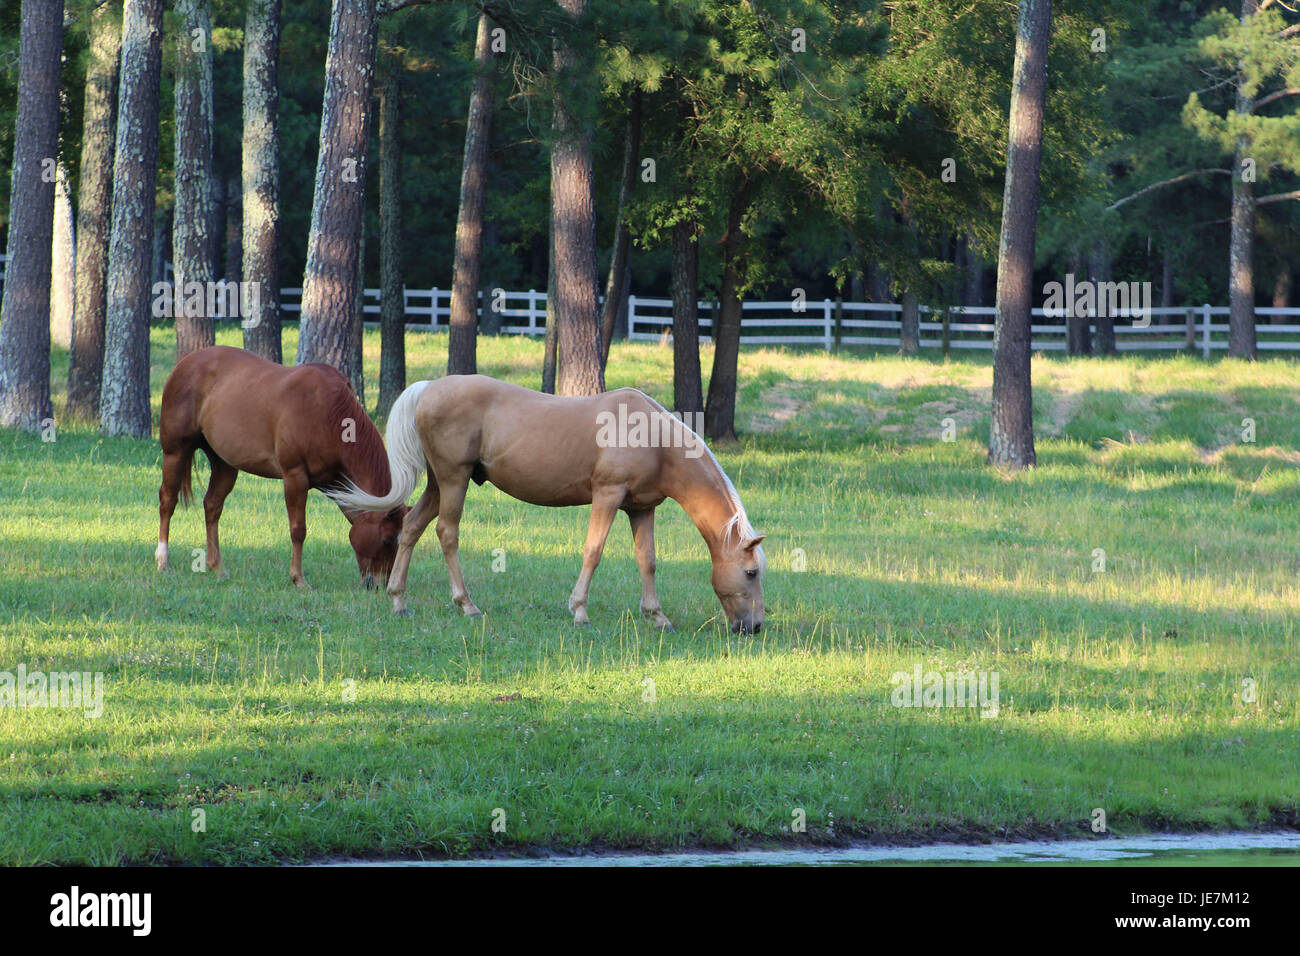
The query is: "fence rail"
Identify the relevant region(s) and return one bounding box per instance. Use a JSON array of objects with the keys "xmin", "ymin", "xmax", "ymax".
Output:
[
  {"xmin": 4, "ymin": 254, "xmax": 1299, "ymax": 356},
  {"xmin": 305, "ymin": 288, "xmax": 1300, "ymax": 359}
]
